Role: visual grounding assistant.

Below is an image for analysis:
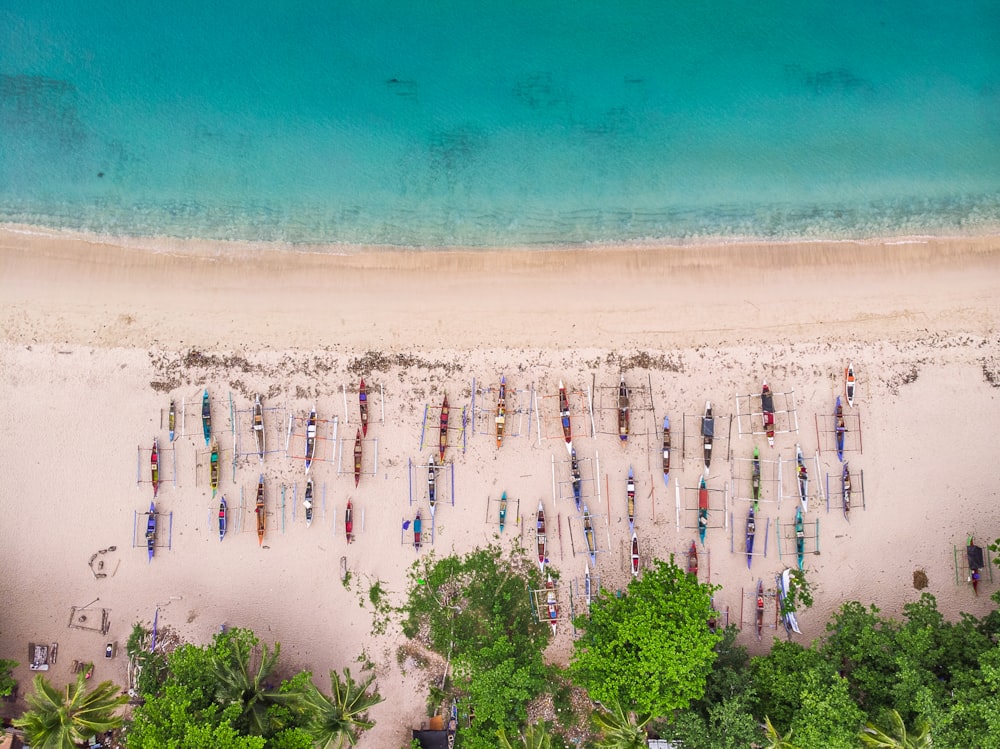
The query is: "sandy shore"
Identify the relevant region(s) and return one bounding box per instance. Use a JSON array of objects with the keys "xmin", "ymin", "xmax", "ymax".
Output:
[{"xmin": 1, "ymin": 226, "xmax": 999, "ymax": 745}]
